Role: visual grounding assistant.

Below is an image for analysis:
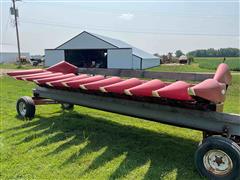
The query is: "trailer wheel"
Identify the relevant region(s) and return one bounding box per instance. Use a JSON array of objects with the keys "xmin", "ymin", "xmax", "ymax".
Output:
[
  {"xmin": 61, "ymin": 103, "xmax": 74, "ymax": 110},
  {"xmin": 195, "ymin": 136, "xmax": 240, "ymax": 180},
  {"xmin": 16, "ymin": 96, "xmax": 35, "ymax": 119}
]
